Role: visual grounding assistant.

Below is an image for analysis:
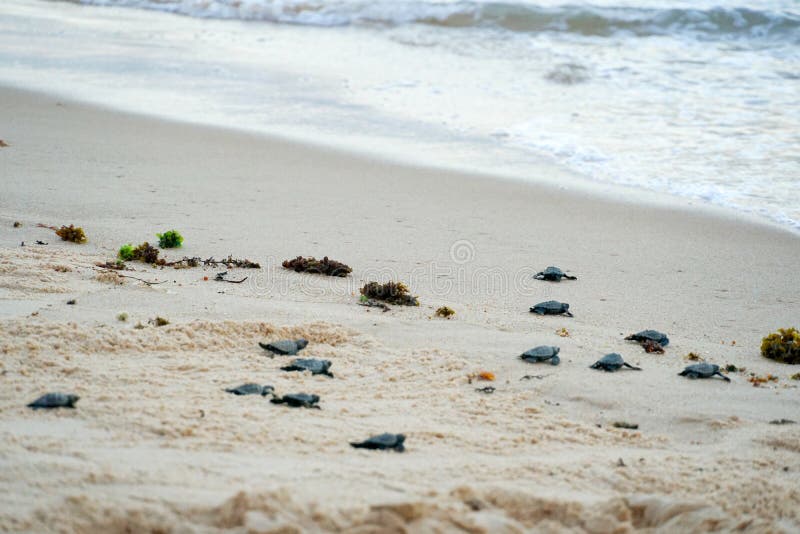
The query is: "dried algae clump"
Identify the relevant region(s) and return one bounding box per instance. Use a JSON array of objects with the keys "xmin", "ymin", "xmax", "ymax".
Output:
[
  {"xmin": 55, "ymin": 225, "xmax": 87, "ymax": 243},
  {"xmin": 435, "ymin": 306, "xmax": 455, "ymax": 319},
  {"xmin": 360, "ymin": 281, "xmax": 419, "ymax": 306},
  {"xmin": 157, "ymin": 229, "xmax": 183, "ymax": 249},
  {"xmin": 13, "ymin": 221, "xmax": 21, "ymax": 228},
  {"xmin": 150, "ymin": 316, "xmax": 169, "ymax": 327},
  {"xmin": 761, "ymin": 328, "xmax": 800, "ymax": 364},
  {"xmin": 282, "ymin": 256, "xmax": 351, "ymax": 277},
  {"xmin": 131, "ymin": 242, "xmax": 164, "ymax": 265},
  {"xmin": 685, "ymin": 352, "xmax": 704, "ymax": 362}
]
